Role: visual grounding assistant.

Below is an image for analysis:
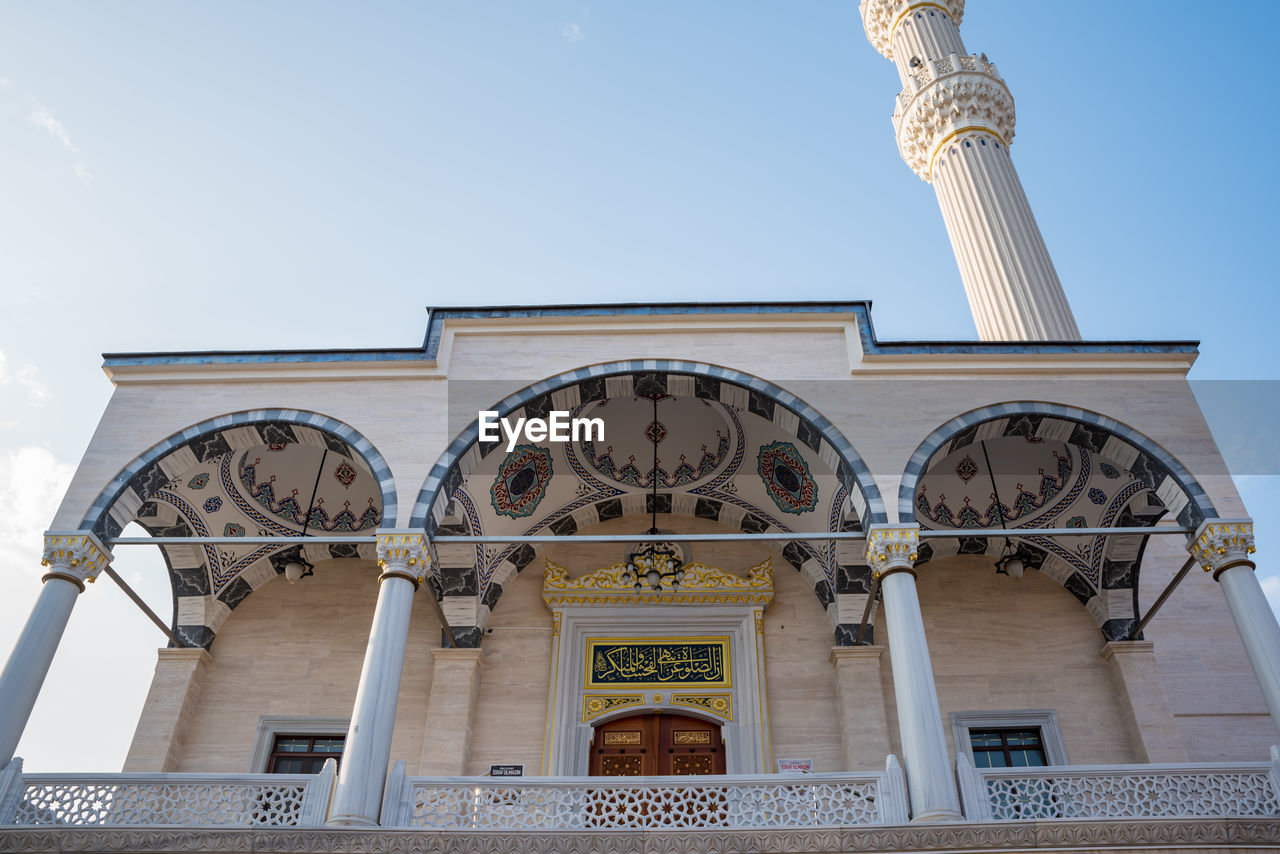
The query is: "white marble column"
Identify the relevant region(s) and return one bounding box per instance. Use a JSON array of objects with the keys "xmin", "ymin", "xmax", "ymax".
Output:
[
  {"xmin": 1190, "ymin": 519, "xmax": 1280, "ymax": 735},
  {"xmin": 328, "ymin": 530, "xmax": 430, "ymax": 827},
  {"xmin": 0, "ymin": 532, "xmax": 111, "ymax": 765},
  {"xmin": 867, "ymin": 524, "xmax": 961, "ymax": 822}
]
